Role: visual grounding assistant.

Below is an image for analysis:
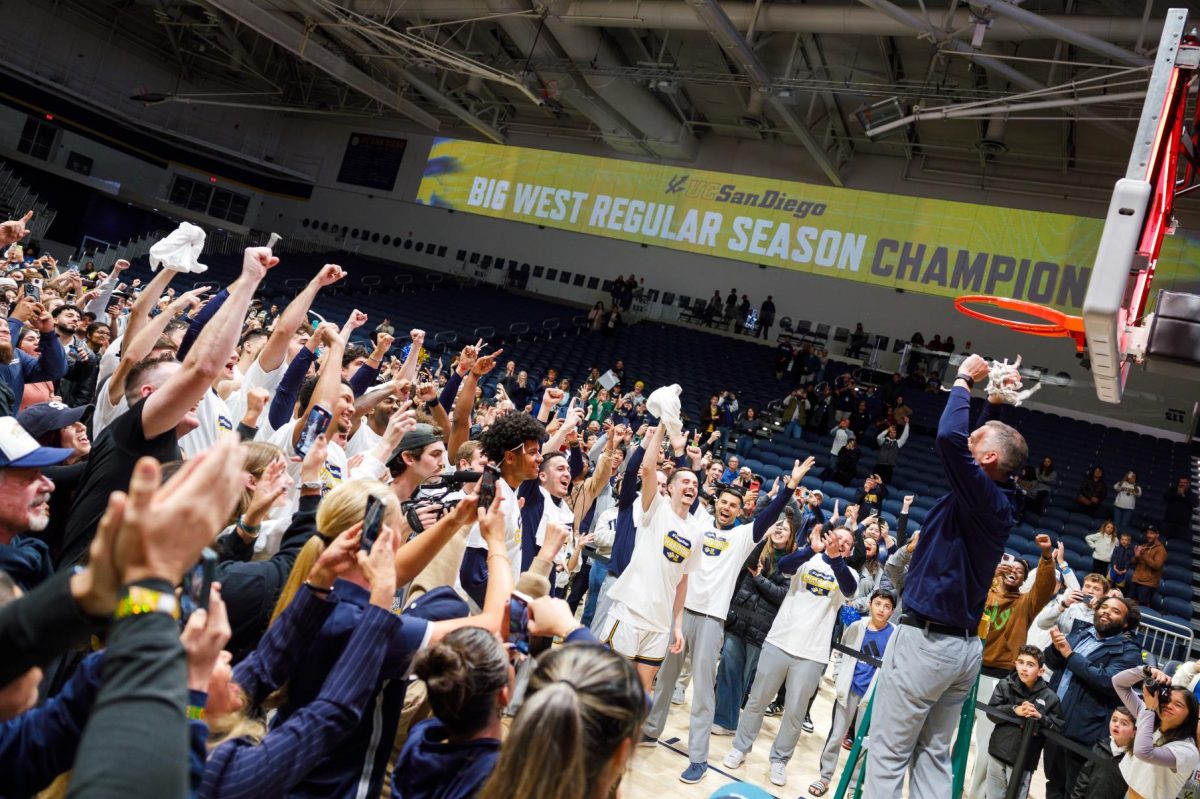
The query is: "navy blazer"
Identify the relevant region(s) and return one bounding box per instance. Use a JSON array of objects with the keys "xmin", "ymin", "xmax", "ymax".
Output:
[{"xmin": 1045, "ymin": 628, "xmax": 1142, "ymax": 745}]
